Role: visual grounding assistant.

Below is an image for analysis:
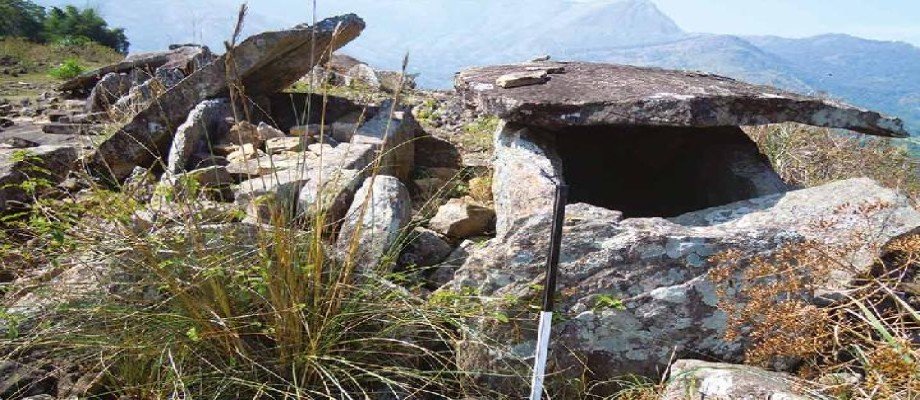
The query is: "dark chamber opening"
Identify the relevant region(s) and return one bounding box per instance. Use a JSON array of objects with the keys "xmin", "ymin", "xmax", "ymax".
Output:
[{"xmin": 556, "ymin": 125, "xmax": 779, "ymax": 218}]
